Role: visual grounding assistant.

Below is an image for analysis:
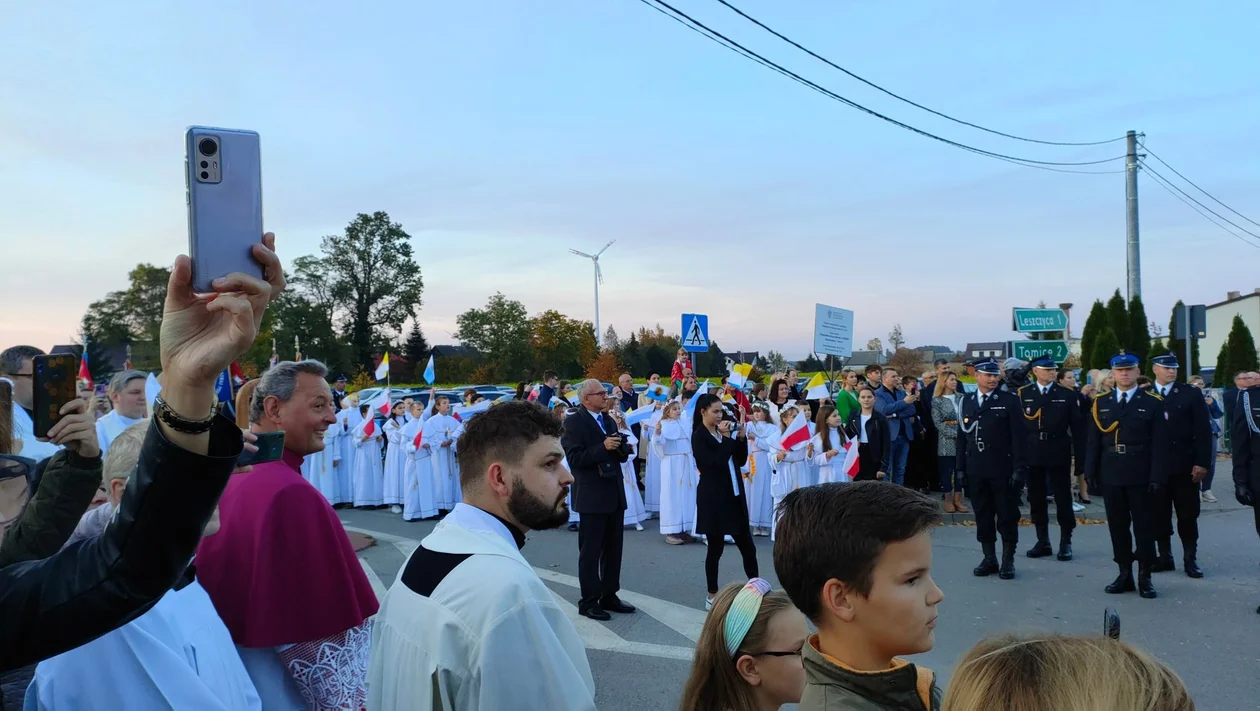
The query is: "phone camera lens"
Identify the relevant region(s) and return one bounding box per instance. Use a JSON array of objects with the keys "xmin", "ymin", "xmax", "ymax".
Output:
[
  {"xmin": 198, "ymin": 138, "xmax": 218, "ymax": 157},
  {"xmin": 200, "ymin": 171, "xmax": 209, "ymax": 180},
  {"xmin": 199, "ymin": 160, "xmax": 208, "ymax": 169}
]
